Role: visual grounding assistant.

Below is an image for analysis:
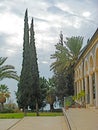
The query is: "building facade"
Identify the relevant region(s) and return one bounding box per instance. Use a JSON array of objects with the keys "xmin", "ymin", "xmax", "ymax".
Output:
[{"xmin": 74, "ymin": 28, "xmax": 98, "ymax": 108}]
